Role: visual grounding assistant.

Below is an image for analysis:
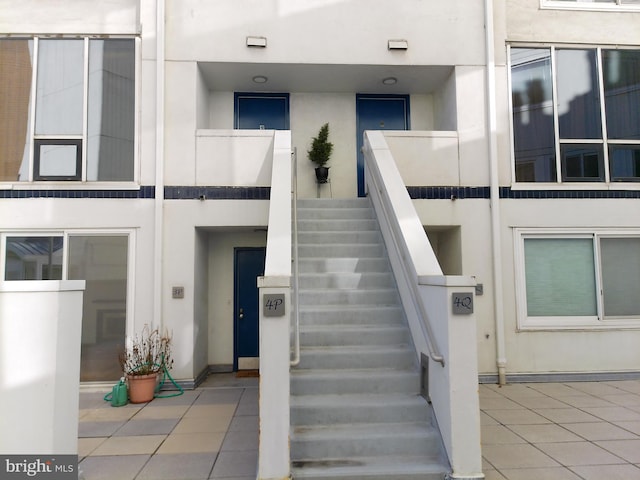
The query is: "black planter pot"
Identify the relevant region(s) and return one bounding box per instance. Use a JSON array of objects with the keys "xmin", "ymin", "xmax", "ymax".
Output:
[{"xmin": 315, "ymin": 166, "xmax": 330, "ymax": 184}]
